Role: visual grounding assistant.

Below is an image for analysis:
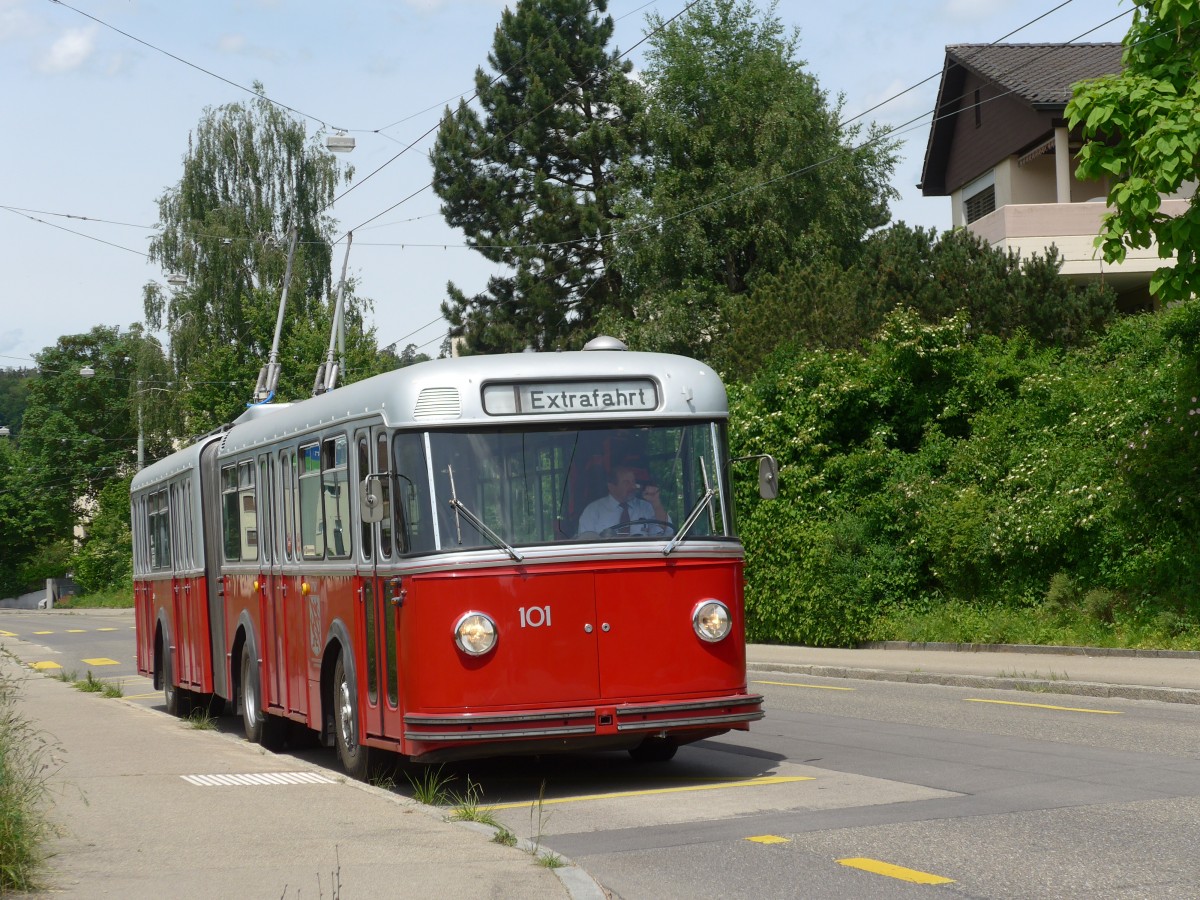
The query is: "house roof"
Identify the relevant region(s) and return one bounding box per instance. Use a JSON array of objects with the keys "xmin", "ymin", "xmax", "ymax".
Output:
[
  {"xmin": 920, "ymin": 43, "xmax": 1122, "ymax": 196},
  {"xmin": 945, "ymin": 43, "xmax": 1123, "ymax": 108}
]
